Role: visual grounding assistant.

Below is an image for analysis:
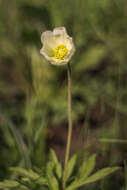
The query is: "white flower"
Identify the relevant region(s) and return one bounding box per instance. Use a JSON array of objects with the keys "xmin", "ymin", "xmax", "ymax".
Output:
[{"xmin": 40, "ymin": 27, "xmax": 75, "ymax": 66}]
